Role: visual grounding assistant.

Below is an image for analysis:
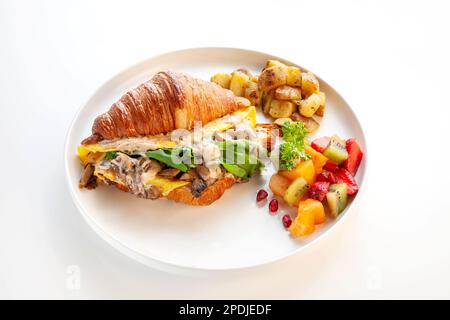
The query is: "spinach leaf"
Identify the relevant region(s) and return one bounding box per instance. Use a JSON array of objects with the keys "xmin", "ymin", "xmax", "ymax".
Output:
[
  {"xmin": 145, "ymin": 148, "xmax": 194, "ymax": 172},
  {"xmin": 104, "ymin": 151, "xmax": 118, "ymax": 160},
  {"xmin": 221, "ymin": 163, "xmax": 248, "ymax": 178},
  {"xmin": 216, "ymin": 140, "xmax": 263, "ymax": 179}
]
